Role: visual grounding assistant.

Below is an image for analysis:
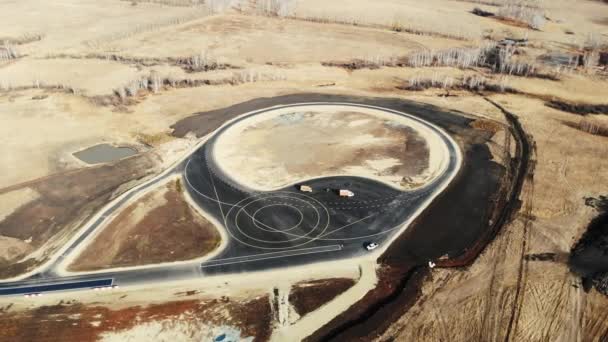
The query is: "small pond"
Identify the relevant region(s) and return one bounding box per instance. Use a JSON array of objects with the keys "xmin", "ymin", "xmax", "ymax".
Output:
[{"xmin": 73, "ymin": 143, "xmax": 137, "ymax": 165}]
